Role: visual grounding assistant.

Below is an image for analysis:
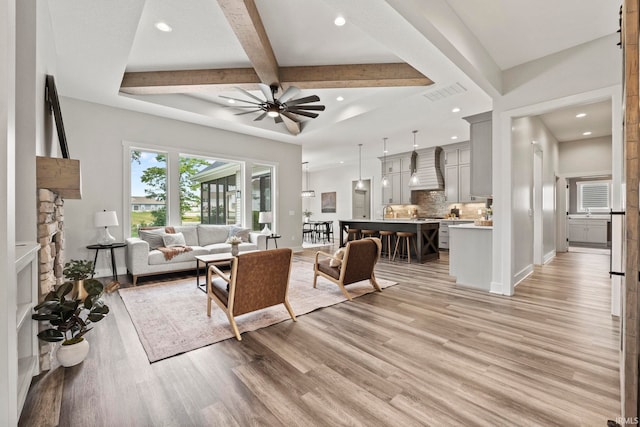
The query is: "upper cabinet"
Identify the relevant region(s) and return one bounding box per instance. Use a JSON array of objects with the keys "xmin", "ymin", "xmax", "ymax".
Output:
[
  {"xmin": 443, "ymin": 142, "xmax": 474, "ymax": 203},
  {"xmin": 463, "ymin": 111, "xmax": 492, "ymax": 197},
  {"xmin": 381, "ymin": 154, "xmax": 412, "ymax": 204}
]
